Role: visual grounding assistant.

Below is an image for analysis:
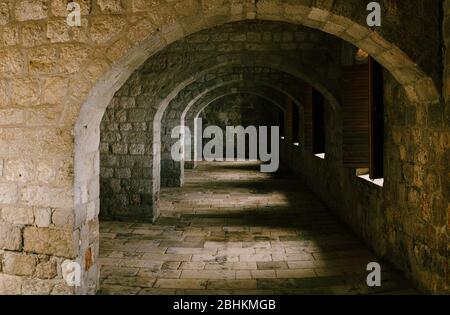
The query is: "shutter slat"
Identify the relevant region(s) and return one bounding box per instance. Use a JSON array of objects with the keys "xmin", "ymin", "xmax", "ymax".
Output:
[{"xmin": 342, "ymin": 64, "xmax": 370, "ymax": 168}]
